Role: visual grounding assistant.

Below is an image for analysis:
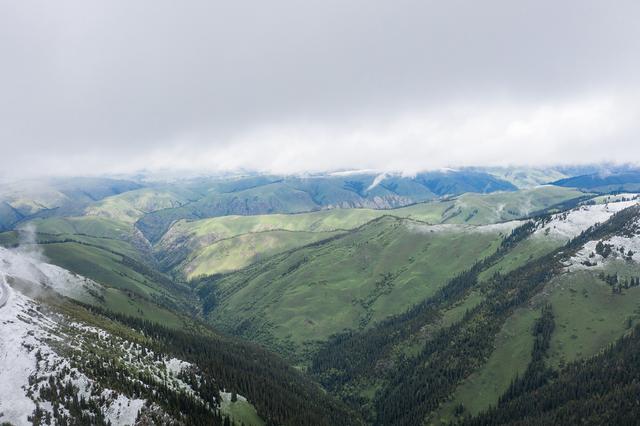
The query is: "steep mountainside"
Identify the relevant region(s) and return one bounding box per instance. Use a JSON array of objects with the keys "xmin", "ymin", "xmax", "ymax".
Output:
[
  {"xmin": 309, "ymin": 201, "xmax": 640, "ymax": 424},
  {"xmin": 201, "ymin": 216, "xmax": 516, "ymax": 360},
  {"xmin": 158, "ymin": 186, "xmax": 585, "ymax": 280},
  {"xmin": 0, "ymin": 245, "xmax": 358, "ymax": 426},
  {"xmin": 0, "ymin": 217, "xmax": 194, "ymax": 326}
]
